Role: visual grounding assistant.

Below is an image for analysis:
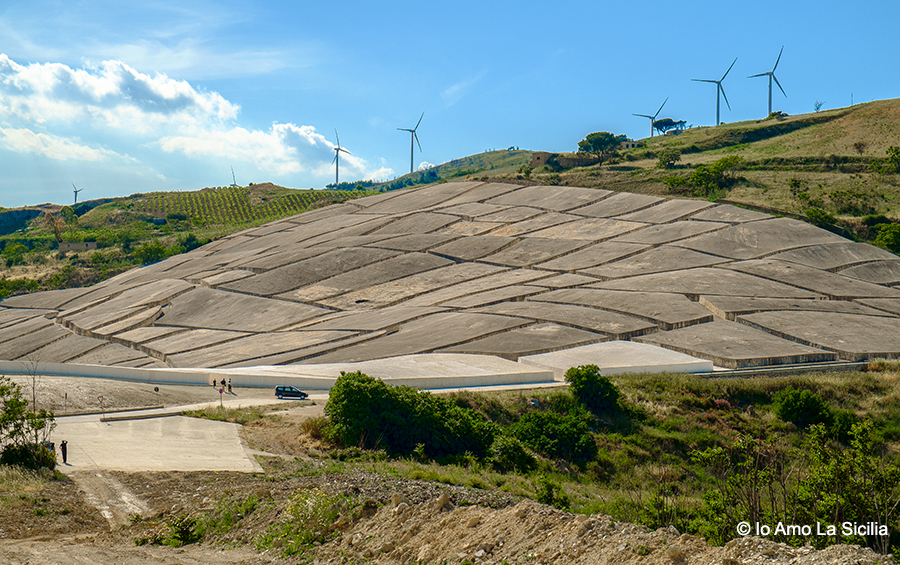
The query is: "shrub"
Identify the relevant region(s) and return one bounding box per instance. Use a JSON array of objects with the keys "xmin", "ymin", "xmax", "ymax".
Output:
[
  {"xmin": 325, "ymin": 371, "xmax": 495, "ymax": 458},
  {"xmin": 256, "ymin": 489, "xmax": 354, "ymax": 557},
  {"xmin": 0, "ymin": 444, "xmax": 55, "ymax": 470},
  {"xmin": 132, "ymin": 241, "xmax": 168, "ymax": 264},
  {"xmin": 772, "ymin": 387, "xmax": 832, "ymax": 429},
  {"xmin": 875, "ymin": 223, "xmax": 900, "ymax": 253},
  {"xmin": 656, "ymin": 148, "xmax": 681, "ymax": 169},
  {"xmin": 535, "ymin": 475, "xmax": 570, "ymax": 509},
  {"xmin": 565, "ymin": 365, "xmax": 620, "ymax": 415},
  {"xmin": 511, "ymin": 409, "xmax": 597, "ymax": 463},
  {"xmin": 871, "ymin": 146, "xmax": 900, "ymax": 175},
  {"xmin": 489, "ymin": 435, "xmax": 537, "ymax": 473}
]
